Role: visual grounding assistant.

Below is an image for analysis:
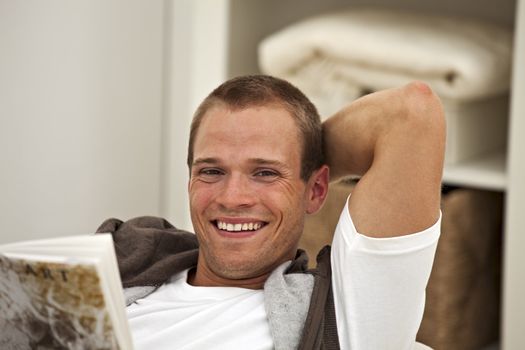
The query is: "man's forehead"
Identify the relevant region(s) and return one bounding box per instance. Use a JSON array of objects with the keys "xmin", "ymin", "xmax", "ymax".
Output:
[
  {"xmin": 197, "ymin": 105, "xmax": 299, "ymax": 138},
  {"xmin": 192, "ymin": 105, "xmax": 302, "ymax": 170}
]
